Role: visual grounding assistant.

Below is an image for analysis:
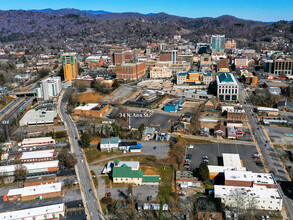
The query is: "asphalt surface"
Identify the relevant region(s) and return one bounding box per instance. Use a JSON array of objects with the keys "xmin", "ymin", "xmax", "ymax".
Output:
[
  {"xmin": 187, "ymin": 143, "xmax": 265, "ymax": 173},
  {"xmin": 235, "ymin": 73, "xmax": 293, "ymax": 219},
  {"xmin": 60, "ymin": 96, "xmax": 104, "ymax": 220}
]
